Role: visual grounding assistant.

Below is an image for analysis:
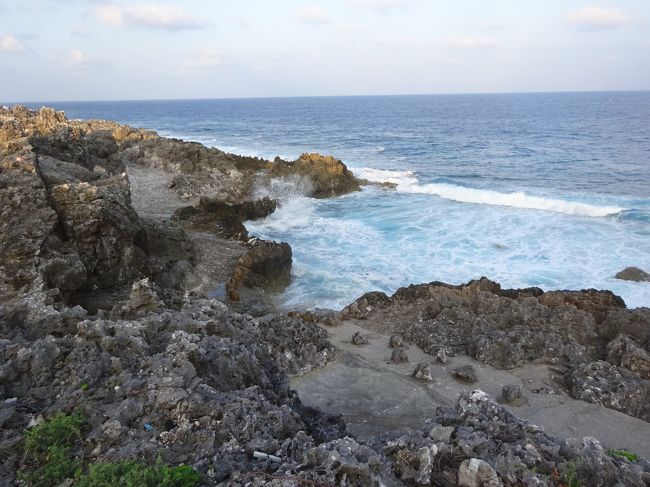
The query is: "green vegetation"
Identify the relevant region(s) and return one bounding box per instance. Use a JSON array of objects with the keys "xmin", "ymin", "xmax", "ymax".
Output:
[
  {"xmin": 19, "ymin": 411, "xmax": 200, "ymax": 487},
  {"xmin": 607, "ymin": 449, "xmax": 639, "ymax": 462},
  {"xmin": 77, "ymin": 458, "xmax": 200, "ymax": 487},
  {"xmin": 23, "ymin": 411, "xmax": 86, "ymax": 455},
  {"xmin": 560, "ymin": 460, "xmax": 581, "ymax": 487},
  {"xmin": 19, "ymin": 411, "xmax": 86, "ymax": 486}
]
